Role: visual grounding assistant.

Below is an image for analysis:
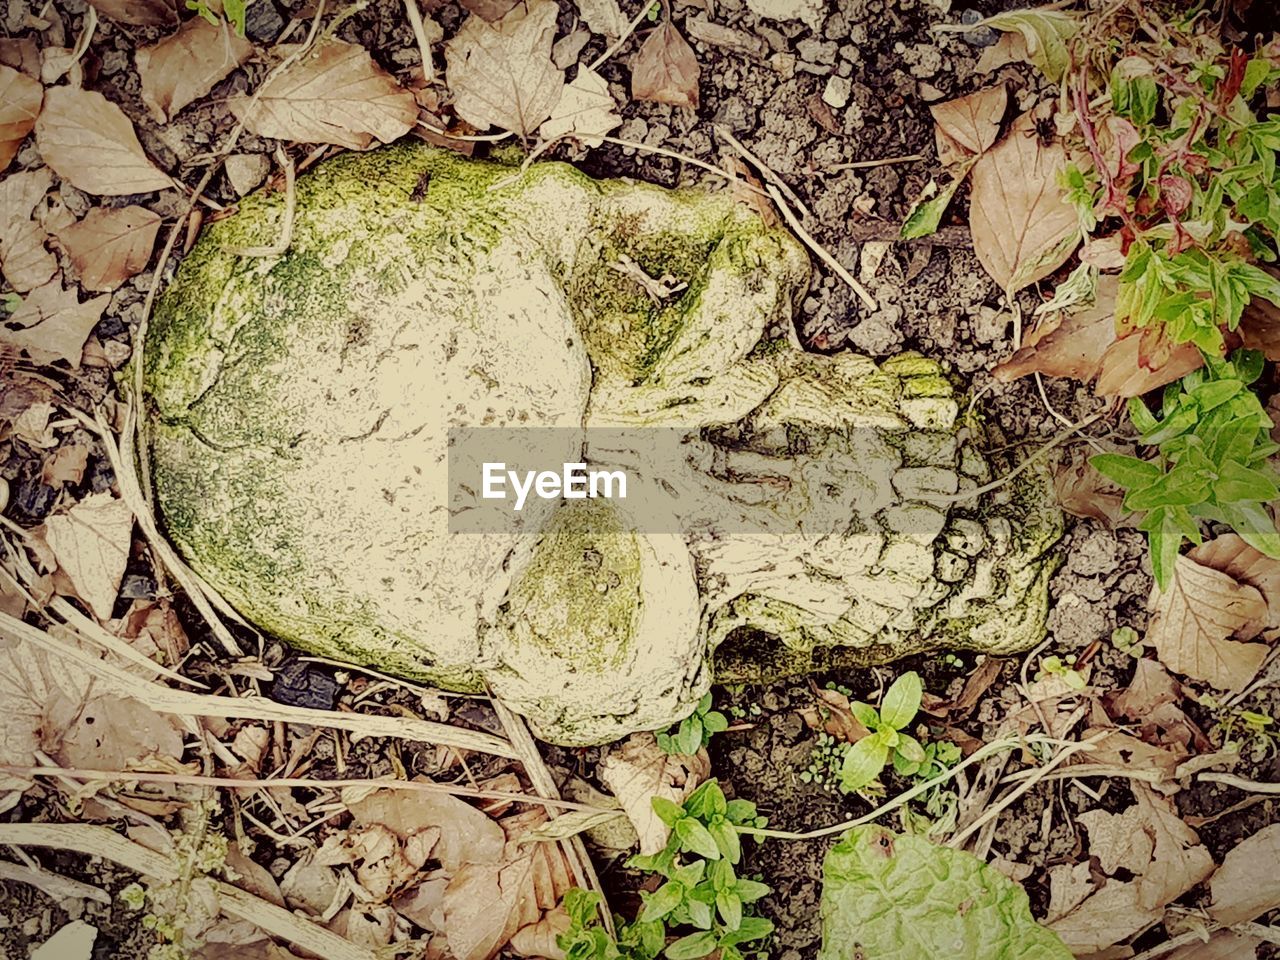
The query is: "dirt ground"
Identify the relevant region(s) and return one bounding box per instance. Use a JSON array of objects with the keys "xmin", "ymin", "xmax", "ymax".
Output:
[{"xmin": 3, "ymin": 0, "xmax": 1280, "ymax": 956}]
